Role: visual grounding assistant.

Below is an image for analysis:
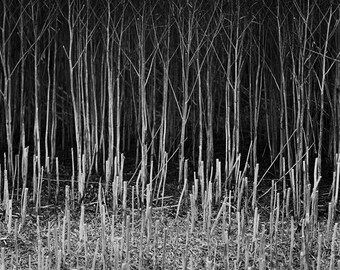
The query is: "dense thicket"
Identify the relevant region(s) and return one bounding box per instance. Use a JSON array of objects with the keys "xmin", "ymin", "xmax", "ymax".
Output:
[{"xmin": 1, "ymin": 0, "xmax": 339, "ymax": 190}]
